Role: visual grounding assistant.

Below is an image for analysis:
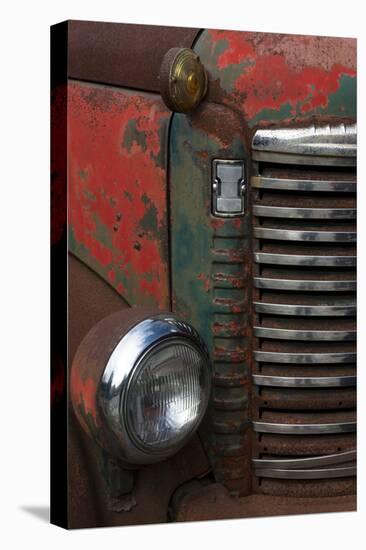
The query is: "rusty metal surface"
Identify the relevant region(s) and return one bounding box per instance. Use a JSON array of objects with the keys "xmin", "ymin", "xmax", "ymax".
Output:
[
  {"xmin": 194, "ymin": 30, "xmax": 356, "ymax": 127},
  {"xmin": 68, "ymin": 81, "xmax": 171, "ymax": 309},
  {"xmin": 170, "ymin": 482, "xmax": 356, "ymax": 522},
  {"xmin": 68, "ymin": 253, "xmax": 129, "ymax": 363},
  {"xmin": 68, "ymin": 21, "xmax": 200, "ymax": 91},
  {"xmin": 254, "ymin": 388, "xmax": 356, "ymax": 410},
  {"xmin": 257, "ymin": 478, "xmax": 356, "ymax": 498},
  {"xmin": 169, "ymin": 103, "xmax": 252, "ymax": 495},
  {"xmin": 68, "ymin": 412, "xmax": 209, "ymax": 528},
  {"xmin": 256, "ymin": 433, "xmax": 356, "ymax": 456}
]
